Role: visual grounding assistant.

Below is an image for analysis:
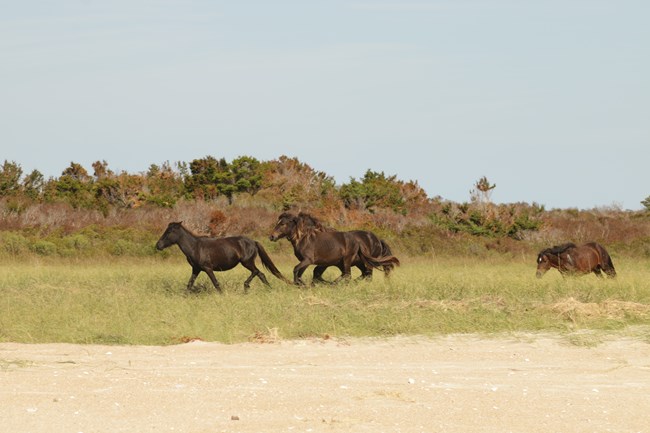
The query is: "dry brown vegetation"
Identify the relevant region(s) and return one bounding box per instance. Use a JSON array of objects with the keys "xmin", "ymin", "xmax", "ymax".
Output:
[
  {"xmin": 2, "ymin": 197, "xmax": 649, "ymax": 261},
  {"xmin": 0, "ymin": 157, "xmax": 649, "ymax": 259}
]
